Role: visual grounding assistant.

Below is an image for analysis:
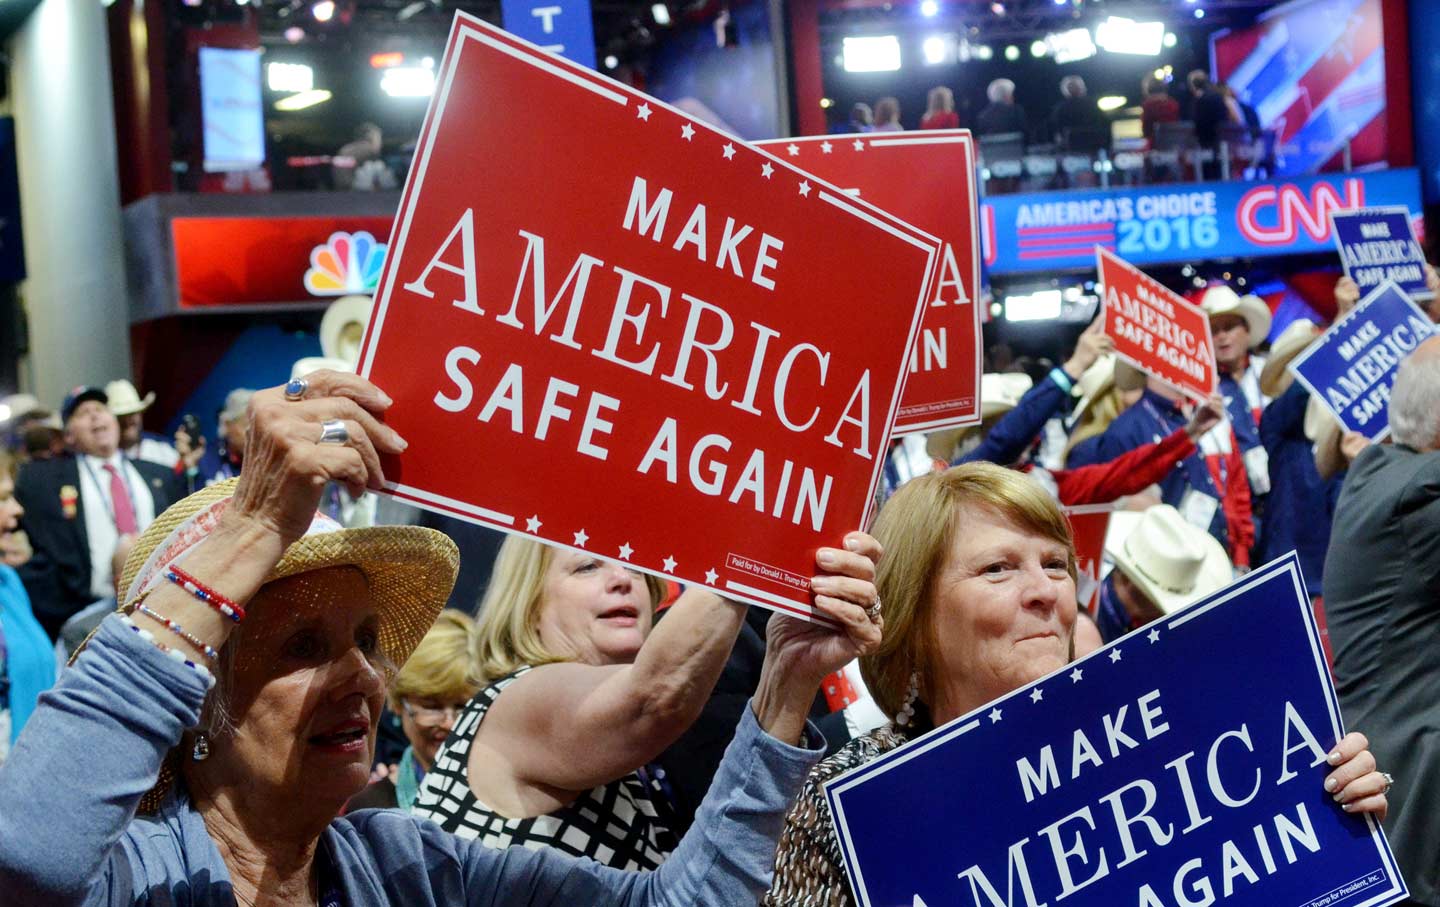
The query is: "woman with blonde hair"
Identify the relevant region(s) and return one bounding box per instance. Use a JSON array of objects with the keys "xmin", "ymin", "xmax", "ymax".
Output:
[
  {"xmin": 763, "ymin": 460, "xmax": 1392, "ymax": 906},
  {"xmin": 920, "ymin": 85, "xmax": 959, "ymax": 130},
  {"xmin": 347, "ymin": 609, "xmax": 479, "ymax": 811},
  {"xmin": 872, "ymin": 96, "xmax": 902, "ymax": 131},
  {"xmin": 413, "ymin": 529, "xmax": 882, "ymax": 870}
]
